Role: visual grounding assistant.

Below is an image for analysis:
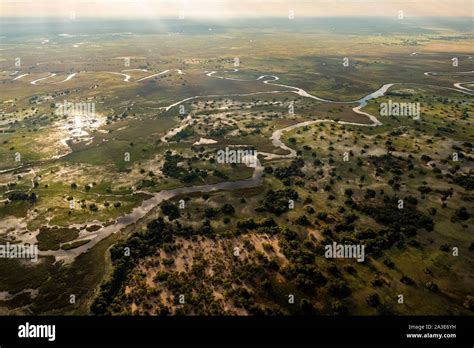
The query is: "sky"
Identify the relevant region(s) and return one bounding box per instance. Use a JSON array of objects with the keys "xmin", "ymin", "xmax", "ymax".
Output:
[{"xmin": 0, "ymin": 0, "xmax": 472, "ymax": 18}]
